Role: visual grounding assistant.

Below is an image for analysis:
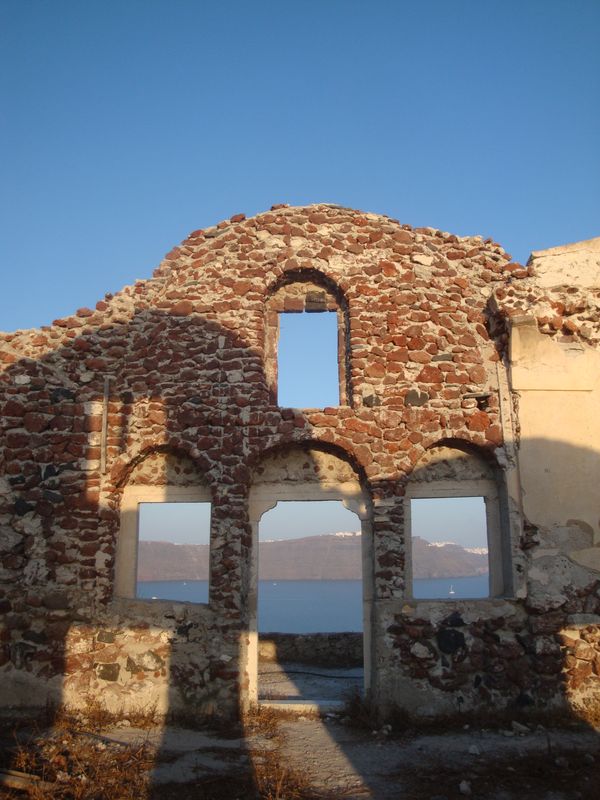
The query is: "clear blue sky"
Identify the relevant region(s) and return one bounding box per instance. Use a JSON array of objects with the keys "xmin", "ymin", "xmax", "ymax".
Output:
[
  {"xmin": 1, "ymin": 0, "xmax": 598, "ymax": 333},
  {"xmin": 278, "ymin": 314, "xmax": 340, "ymax": 408},
  {"xmin": 139, "ymin": 500, "xmax": 360, "ymax": 544},
  {"xmin": 260, "ymin": 501, "xmax": 360, "ymax": 541},
  {"xmin": 2, "ymin": 1, "xmax": 598, "ymax": 550},
  {"xmin": 139, "ymin": 502, "xmax": 211, "ymax": 544},
  {"xmin": 139, "ymin": 498, "xmax": 485, "ymax": 548}
]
